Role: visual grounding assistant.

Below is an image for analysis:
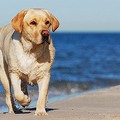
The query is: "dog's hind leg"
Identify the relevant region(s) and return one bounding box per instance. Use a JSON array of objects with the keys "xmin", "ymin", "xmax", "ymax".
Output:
[
  {"xmin": 0, "ymin": 50, "xmax": 14, "ymax": 113},
  {"xmin": 21, "ymin": 80, "xmax": 28, "ymax": 96}
]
